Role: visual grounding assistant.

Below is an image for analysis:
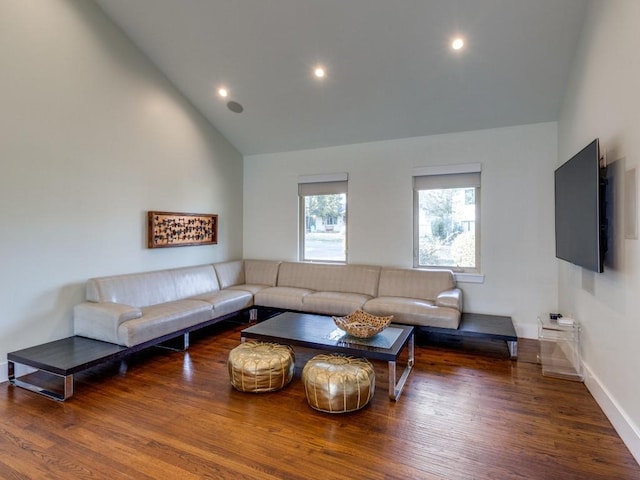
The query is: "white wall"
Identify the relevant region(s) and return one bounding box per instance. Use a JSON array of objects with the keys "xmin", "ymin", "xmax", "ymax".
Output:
[
  {"xmin": 0, "ymin": 0, "xmax": 243, "ymax": 379},
  {"xmin": 557, "ymin": 0, "xmax": 640, "ymax": 463},
  {"xmin": 244, "ymin": 122, "xmax": 559, "ymax": 339}
]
